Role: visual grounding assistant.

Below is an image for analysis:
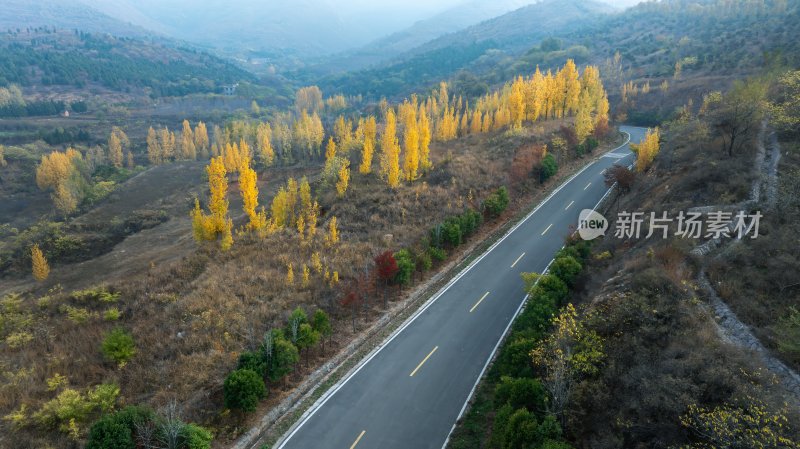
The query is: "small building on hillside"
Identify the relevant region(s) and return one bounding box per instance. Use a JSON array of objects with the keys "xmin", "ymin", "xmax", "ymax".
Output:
[{"xmin": 222, "ymin": 83, "xmax": 239, "ymax": 96}]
